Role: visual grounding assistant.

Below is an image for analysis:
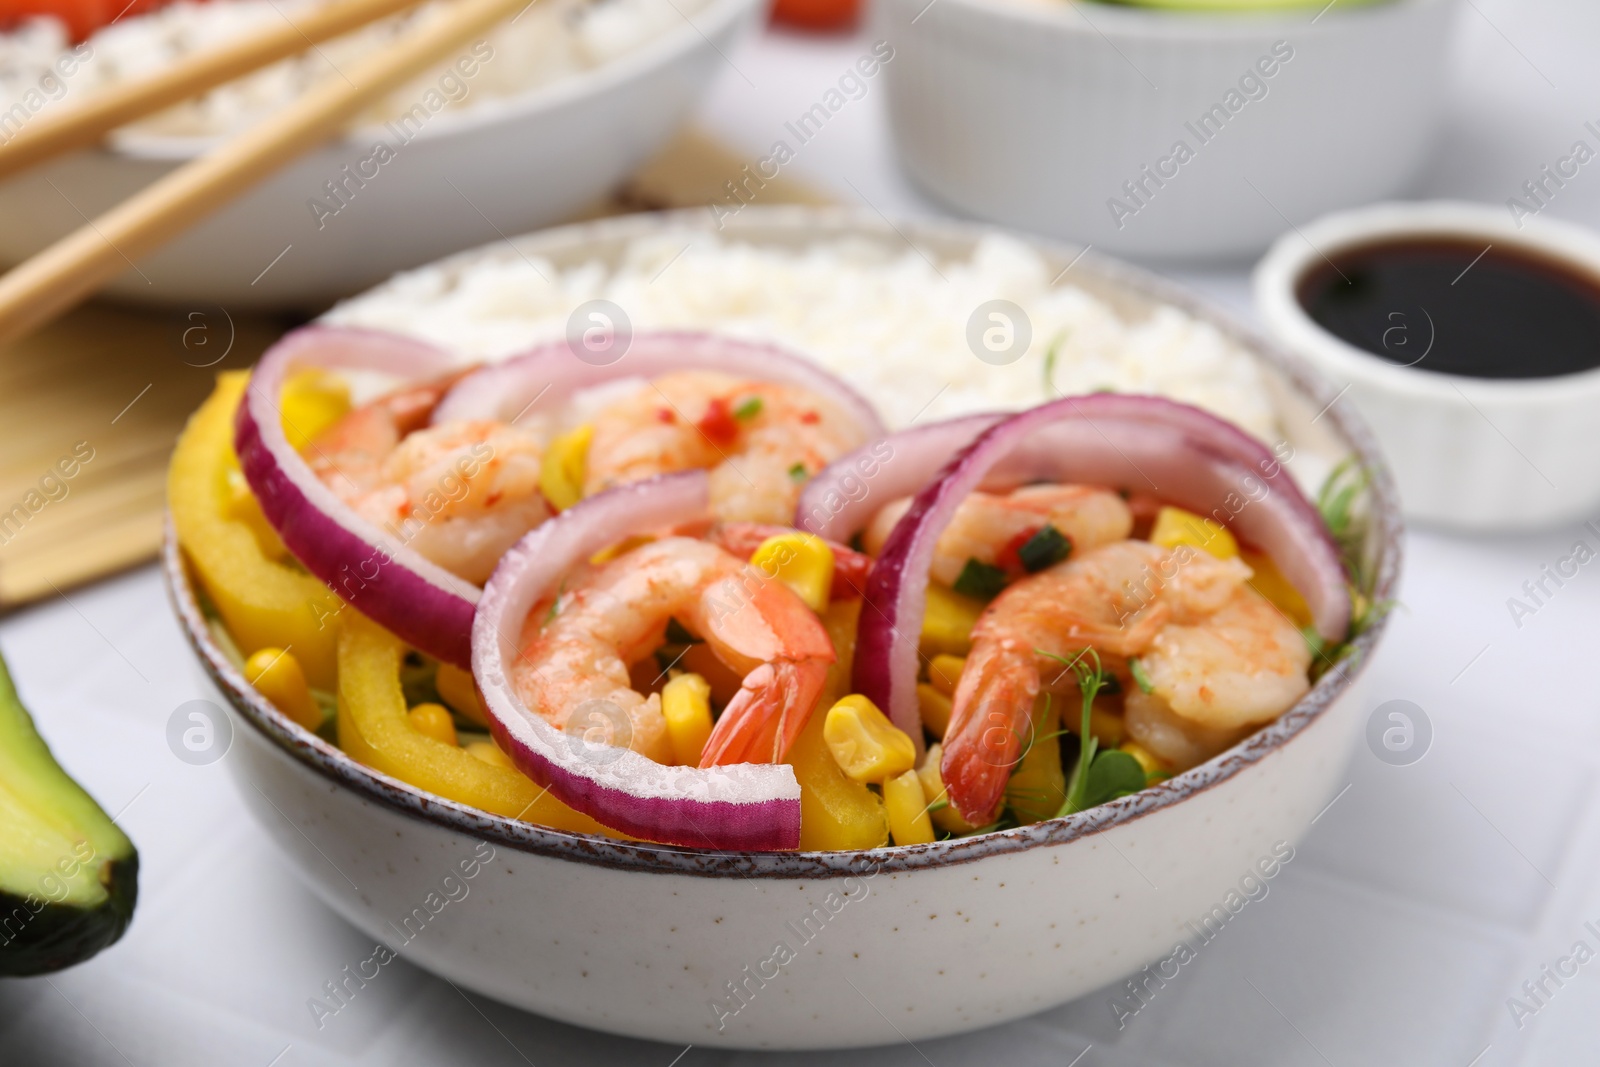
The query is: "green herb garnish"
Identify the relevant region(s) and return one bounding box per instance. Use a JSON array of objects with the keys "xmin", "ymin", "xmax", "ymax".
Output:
[
  {"xmin": 1041, "ymin": 649, "xmax": 1151, "ymax": 817},
  {"xmin": 1016, "ymin": 524, "xmax": 1072, "ymax": 573},
  {"xmin": 952, "ymin": 558, "xmax": 1008, "ymax": 600},
  {"xmin": 1128, "ymin": 657, "xmax": 1154, "ymax": 694},
  {"xmin": 787, "ymin": 462, "xmax": 808, "ymax": 483},
  {"xmin": 732, "ymin": 396, "xmax": 763, "ymax": 420}
]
